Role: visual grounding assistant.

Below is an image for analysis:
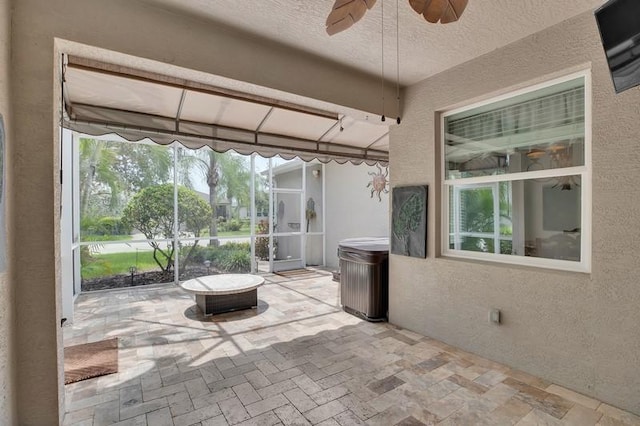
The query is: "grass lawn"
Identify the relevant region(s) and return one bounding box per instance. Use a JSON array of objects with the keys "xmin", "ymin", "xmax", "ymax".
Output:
[
  {"xmin": 217, "ymin": 229, "xmax": 252, "ymax": 237},
  {"xmin": 82, "ymin": 251, "xmax": 161, "ymax": 280},
  {"xmin": 202, "ymin": 225, "xmax": 252, "ymax": 238},
  {"xmin": 81, "ymin": 234, "xmax": 132, "ymax": 242}
]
